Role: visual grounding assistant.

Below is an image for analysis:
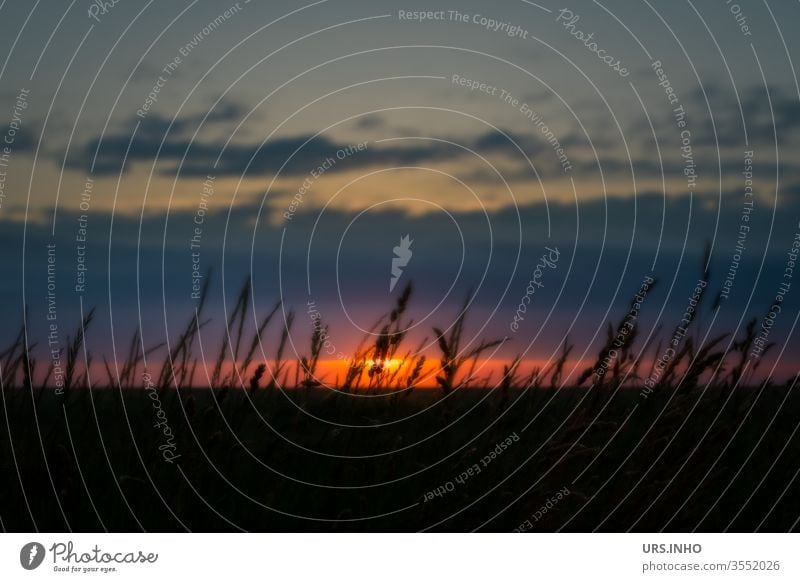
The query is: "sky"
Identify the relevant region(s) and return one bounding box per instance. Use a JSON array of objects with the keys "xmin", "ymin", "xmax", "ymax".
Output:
[{"xmin": 1, "ymin": 0, "xmax": 799, "ymax": 386}]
